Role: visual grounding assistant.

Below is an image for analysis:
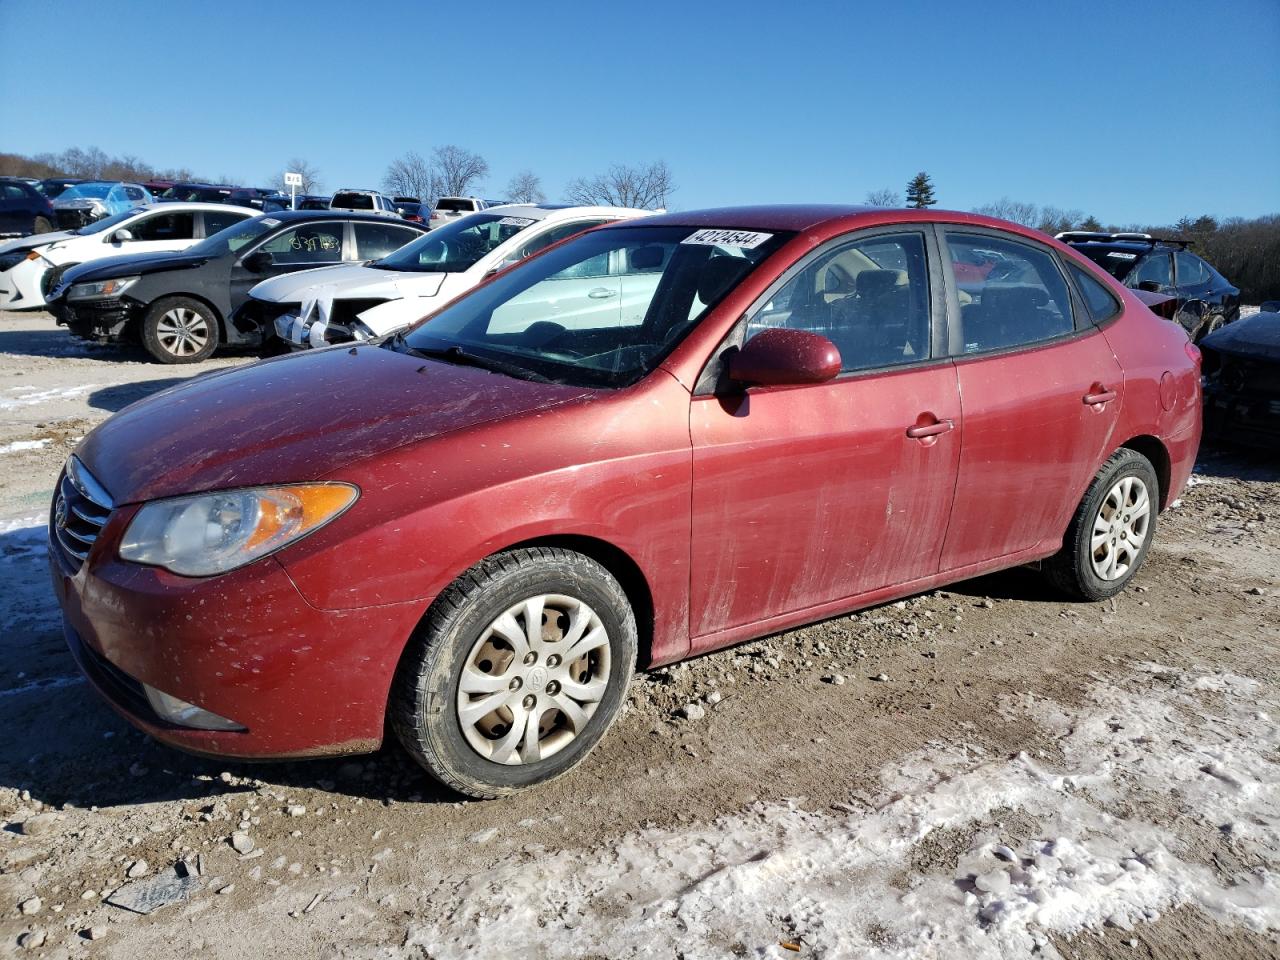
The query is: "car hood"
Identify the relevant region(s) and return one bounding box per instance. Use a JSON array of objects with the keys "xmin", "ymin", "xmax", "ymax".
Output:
[
  {"xmin": 62, "ymin": 251, "xmax": 210, "ymax": 286},
  {"xmin": 0, "ymin": 231, "xmax": 75, "ymax": 255},
  {"xmin": 250, "ymin": 263, "xmax": 447, "ymax": 303},
  {"xmin": 76, "ymin": 344, "xmax": 593, "ymax": 504},
  {"xmin": 1201, "ymin": 311, "xmax": 1280, "ymax": 361}
]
